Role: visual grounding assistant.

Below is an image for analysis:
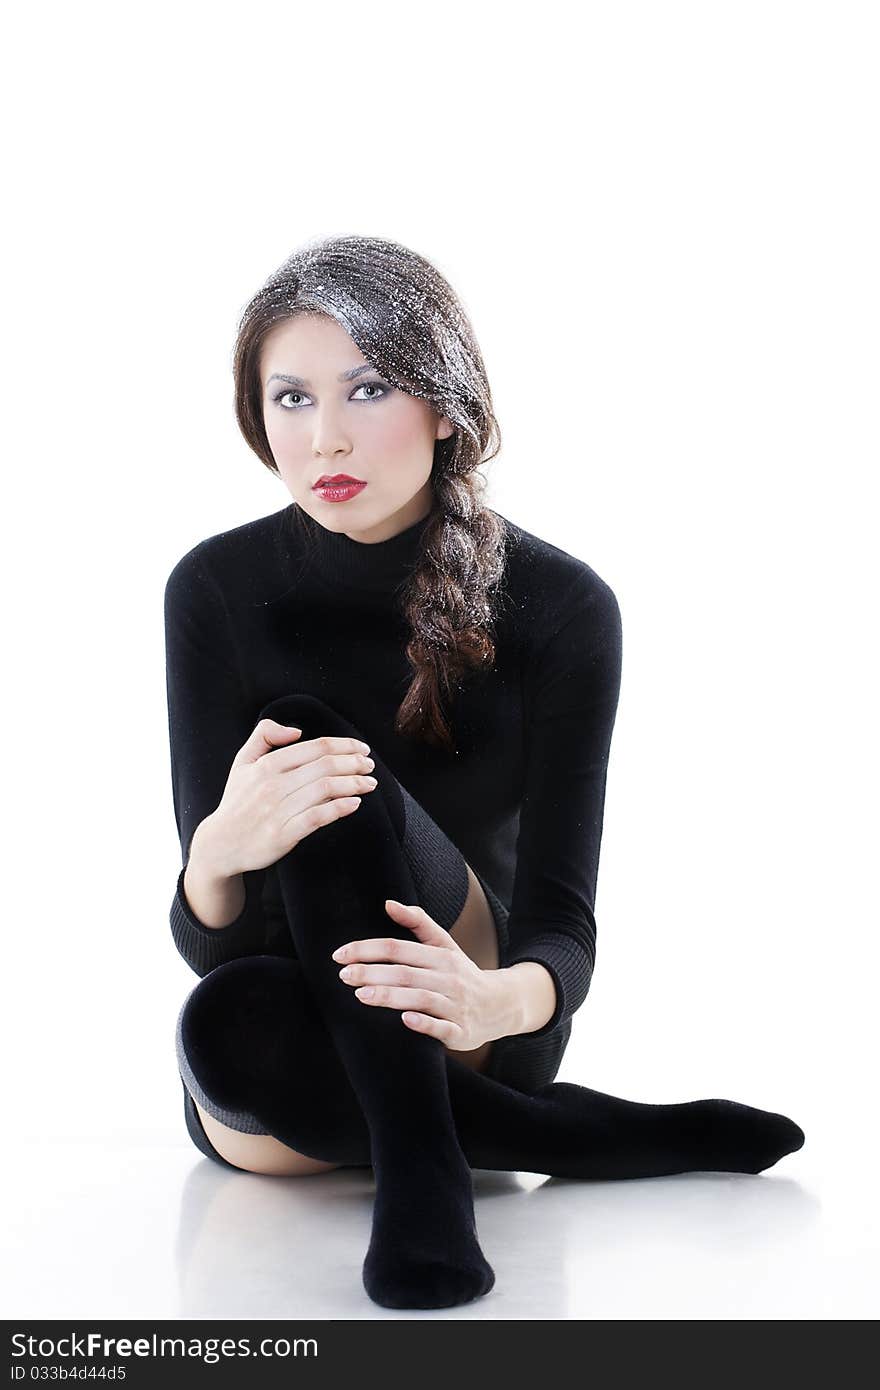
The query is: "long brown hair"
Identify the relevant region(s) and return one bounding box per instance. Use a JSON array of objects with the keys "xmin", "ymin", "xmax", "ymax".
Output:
[{"xmin": 232, "ymin": 234, "xmax": 509, "ymax": 752}]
